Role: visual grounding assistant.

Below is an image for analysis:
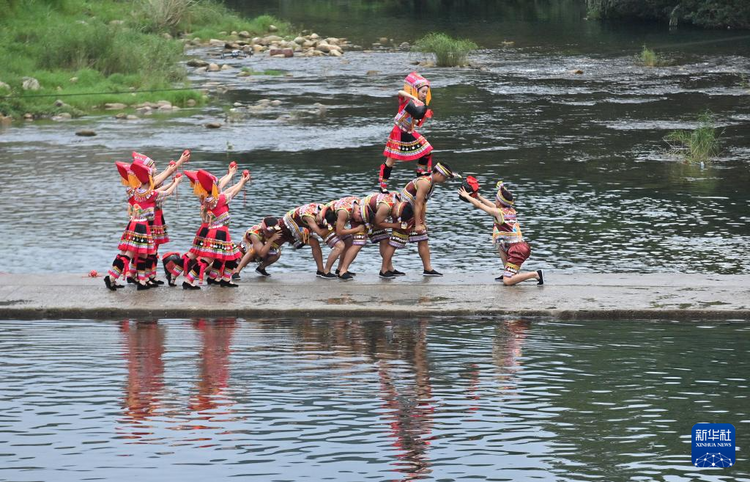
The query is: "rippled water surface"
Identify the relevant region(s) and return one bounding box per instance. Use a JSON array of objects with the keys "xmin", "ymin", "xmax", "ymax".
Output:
[
  {"xmin": 0, "ymin": 318, "xmax": 748, "ymax": 481},
  {"xmin": 0, "ymin": 3, "xmax": 748, "ymax": 275}
]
